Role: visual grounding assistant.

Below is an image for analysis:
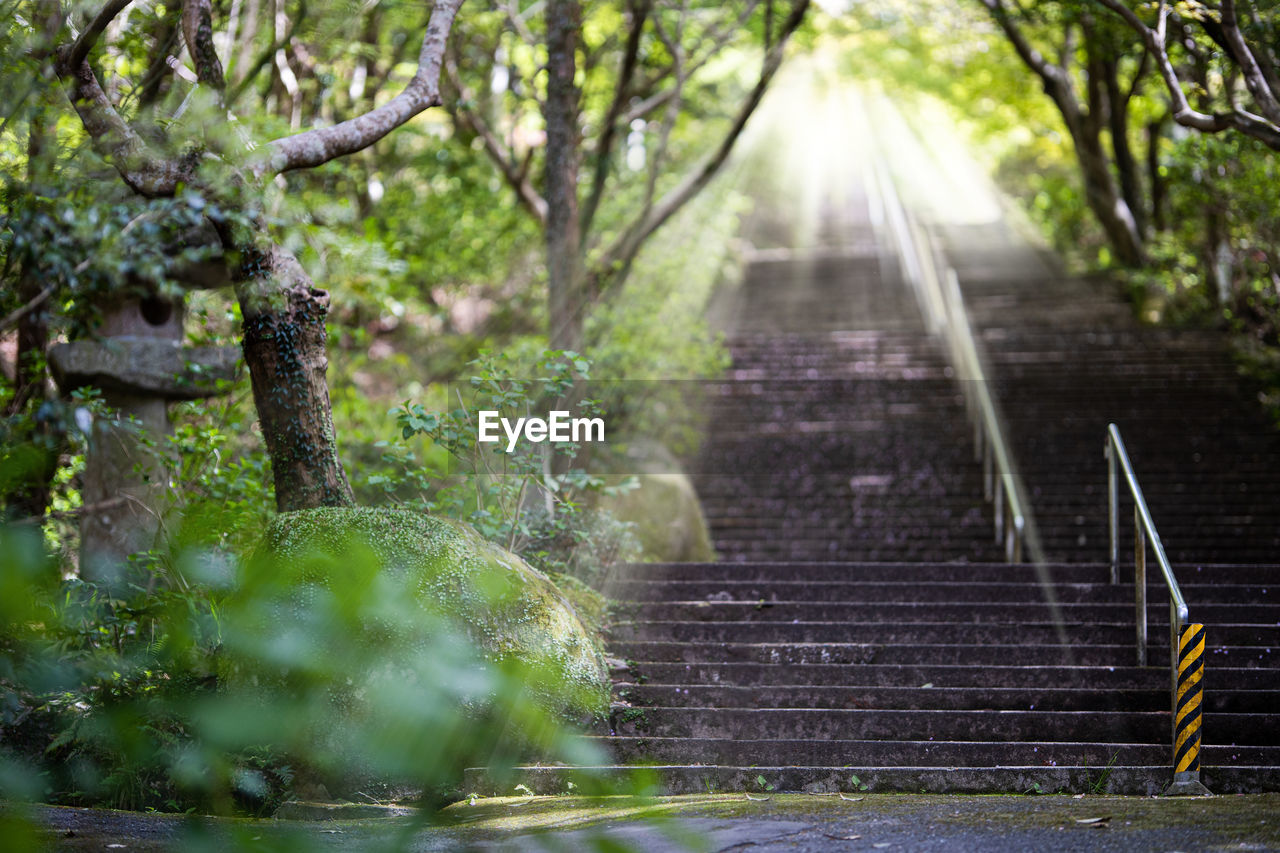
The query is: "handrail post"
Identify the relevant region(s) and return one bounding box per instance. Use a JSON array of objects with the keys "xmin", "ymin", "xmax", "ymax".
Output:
[
  {"xmin": 1004, "ymin": 500, "xmax": 1016, "ymax": 562},
  {"xmin": 1107, "ymin": 435, "xmax": 1119, "ymax": 584},
  {"xmin": 982, "ymin": 440, "xmax": 993, "ymax": 501},
  {"xmin": 1135, "ymin": 504, "xmax": 1147, "ymax": 667},
  {"xmin": 1170, "ymin": 599, "xmax": 1180, "ymax": 725},
  {"xmin": 993, "ymin": 480, "xmax": 1004, "ymax": 544},
  {"xmin": 1167, "ymin": 617, "xmax": 1211, "ymax": 795}
]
